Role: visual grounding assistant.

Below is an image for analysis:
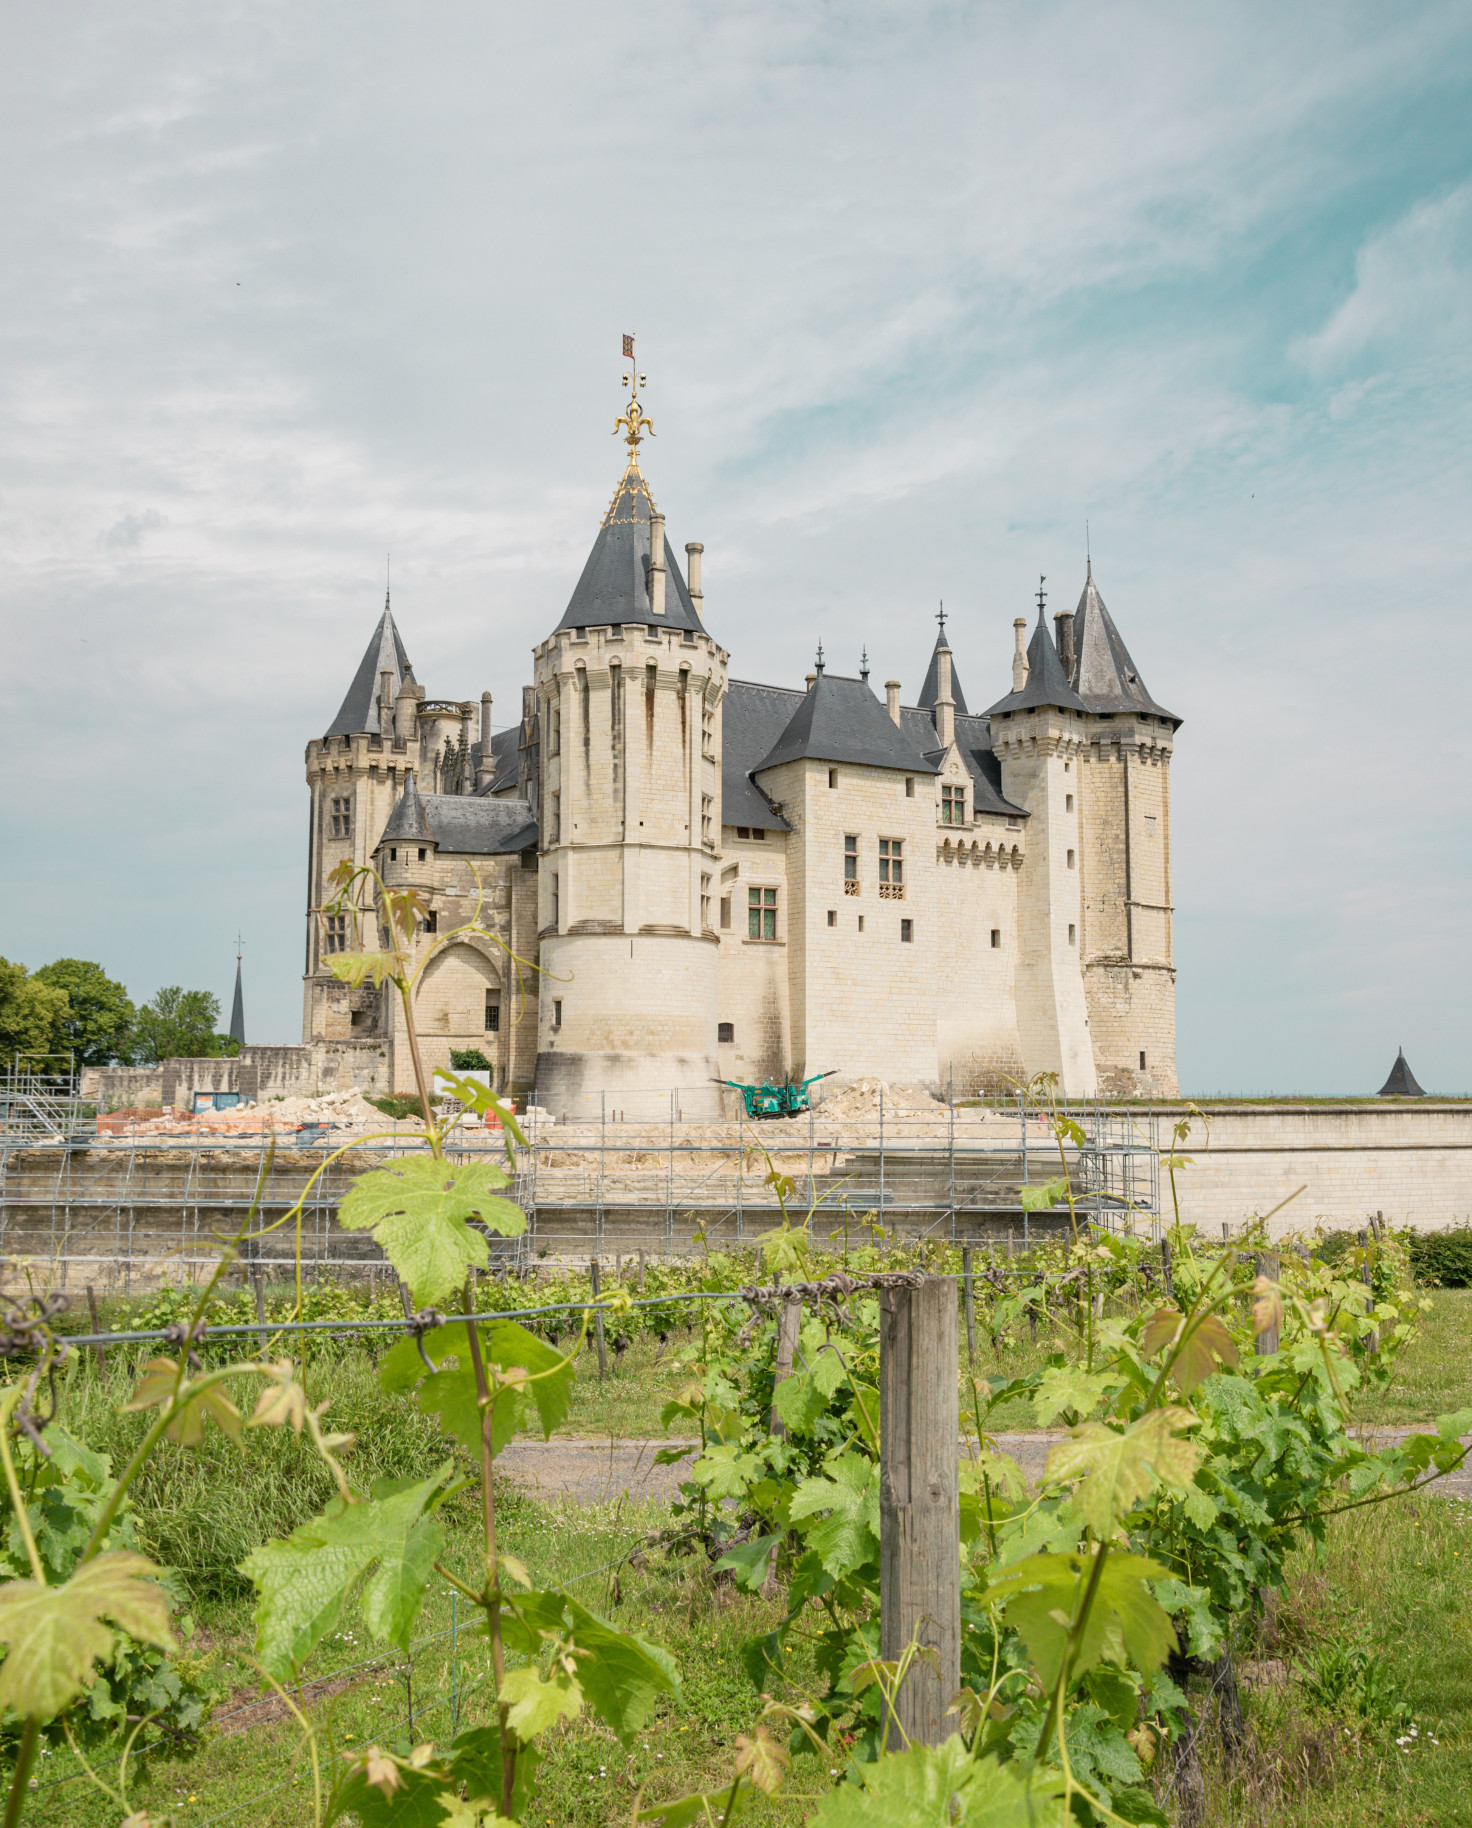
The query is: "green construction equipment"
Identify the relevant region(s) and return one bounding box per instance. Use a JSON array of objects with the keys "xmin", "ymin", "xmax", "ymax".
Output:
[{"xmin": 716, "ymin": 1071, "xmax": 835, "ymax": 1119}]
